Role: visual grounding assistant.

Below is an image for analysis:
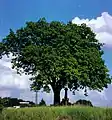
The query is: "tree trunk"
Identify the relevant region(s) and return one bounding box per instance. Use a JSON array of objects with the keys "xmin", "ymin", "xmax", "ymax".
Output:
[
  {"xmin": 52, "ymin": 86, "xmax": 61, "ymax": 105},
  {"xmin": 64, "ymin": 88, "xmax": 68, "ymax": 105},
  {"xmin": 51, "ymin": 79, "xmax": 62, "ymax": 106},
  {"xmin": 64, "ymin": 88, "xmax": 68, "ymax": 100}
]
